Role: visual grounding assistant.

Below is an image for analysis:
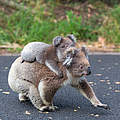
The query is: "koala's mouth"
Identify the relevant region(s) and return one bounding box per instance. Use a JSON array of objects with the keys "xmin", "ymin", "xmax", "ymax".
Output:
[{"xmin": 78, "ymin": 71, "xmax": 90, "ymax": 77}]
